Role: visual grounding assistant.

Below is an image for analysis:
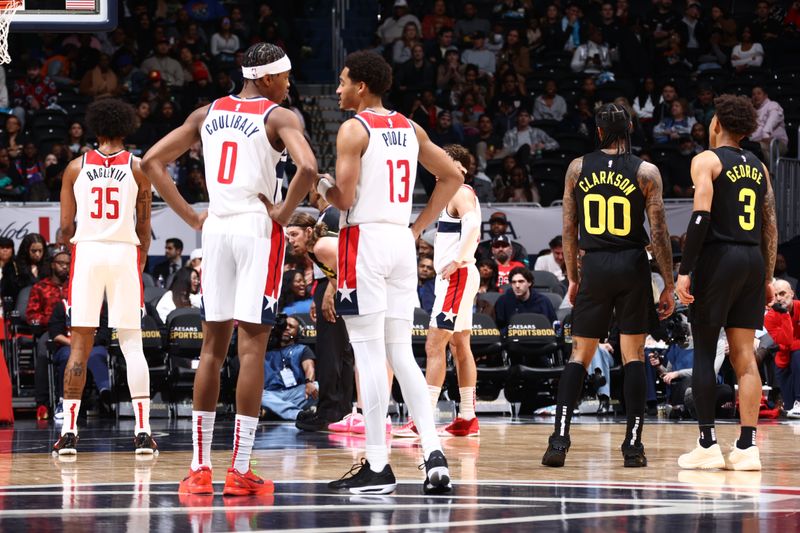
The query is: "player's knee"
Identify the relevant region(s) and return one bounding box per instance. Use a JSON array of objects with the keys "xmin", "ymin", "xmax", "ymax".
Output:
[
  {"xmin": 384, "ymin": 317, "xmax": 411, "ymax": 344},
  {"xmin": 343, "ymin": 312, "xmax": 385, "ymax": 343}
]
